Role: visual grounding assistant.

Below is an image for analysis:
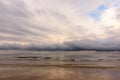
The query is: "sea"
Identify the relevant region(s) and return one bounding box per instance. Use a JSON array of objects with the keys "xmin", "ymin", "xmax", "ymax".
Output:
[
  {"xmin": 0, "ymin": 50, "xmax": 120, "ymax": 67},
  {"xmin": 0, "ymin": 50, "xmax": 120, "ymax": 80}
]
